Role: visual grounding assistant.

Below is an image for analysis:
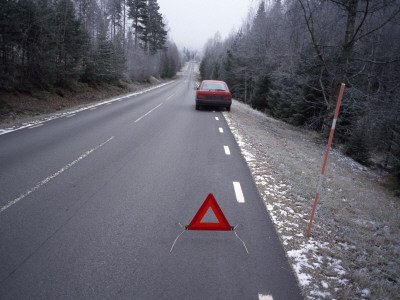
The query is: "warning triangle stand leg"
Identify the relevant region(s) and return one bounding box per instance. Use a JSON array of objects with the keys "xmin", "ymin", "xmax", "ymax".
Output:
[
  {"xmin": 169, "ymin": 194, "xmax": 248, "ymax": 253},
  {"xmin": 170, "ymin": 223, "xmax": 248, "ymax": 254}
]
